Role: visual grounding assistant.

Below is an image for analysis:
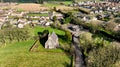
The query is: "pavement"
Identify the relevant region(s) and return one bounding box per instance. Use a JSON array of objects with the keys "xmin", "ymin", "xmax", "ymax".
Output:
[{"xmin": 62, "ymin": 24, "xmax": 85, "ymax": 67}]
